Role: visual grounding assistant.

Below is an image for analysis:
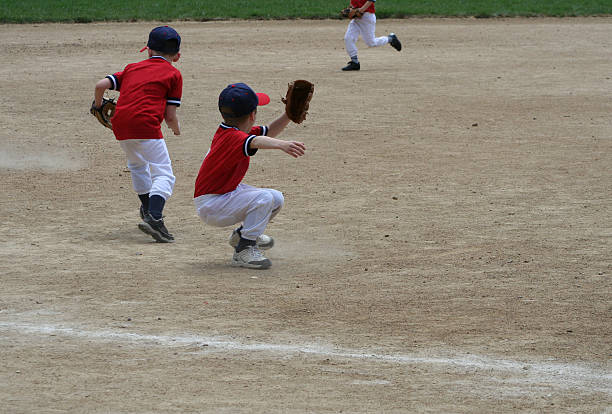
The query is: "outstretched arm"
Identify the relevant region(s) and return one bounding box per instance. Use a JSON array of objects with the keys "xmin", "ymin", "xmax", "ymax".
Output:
[
  {"xmin": 250, "ymin": 136, "xmax": 305, "ymax": 158},
  {"xmin": 93, "ymin": 78, "xmax": 112, "ymax": 108},
  {"xmin": 266, "ymin": 112, "xmax": 291, "ymax": 138}
]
